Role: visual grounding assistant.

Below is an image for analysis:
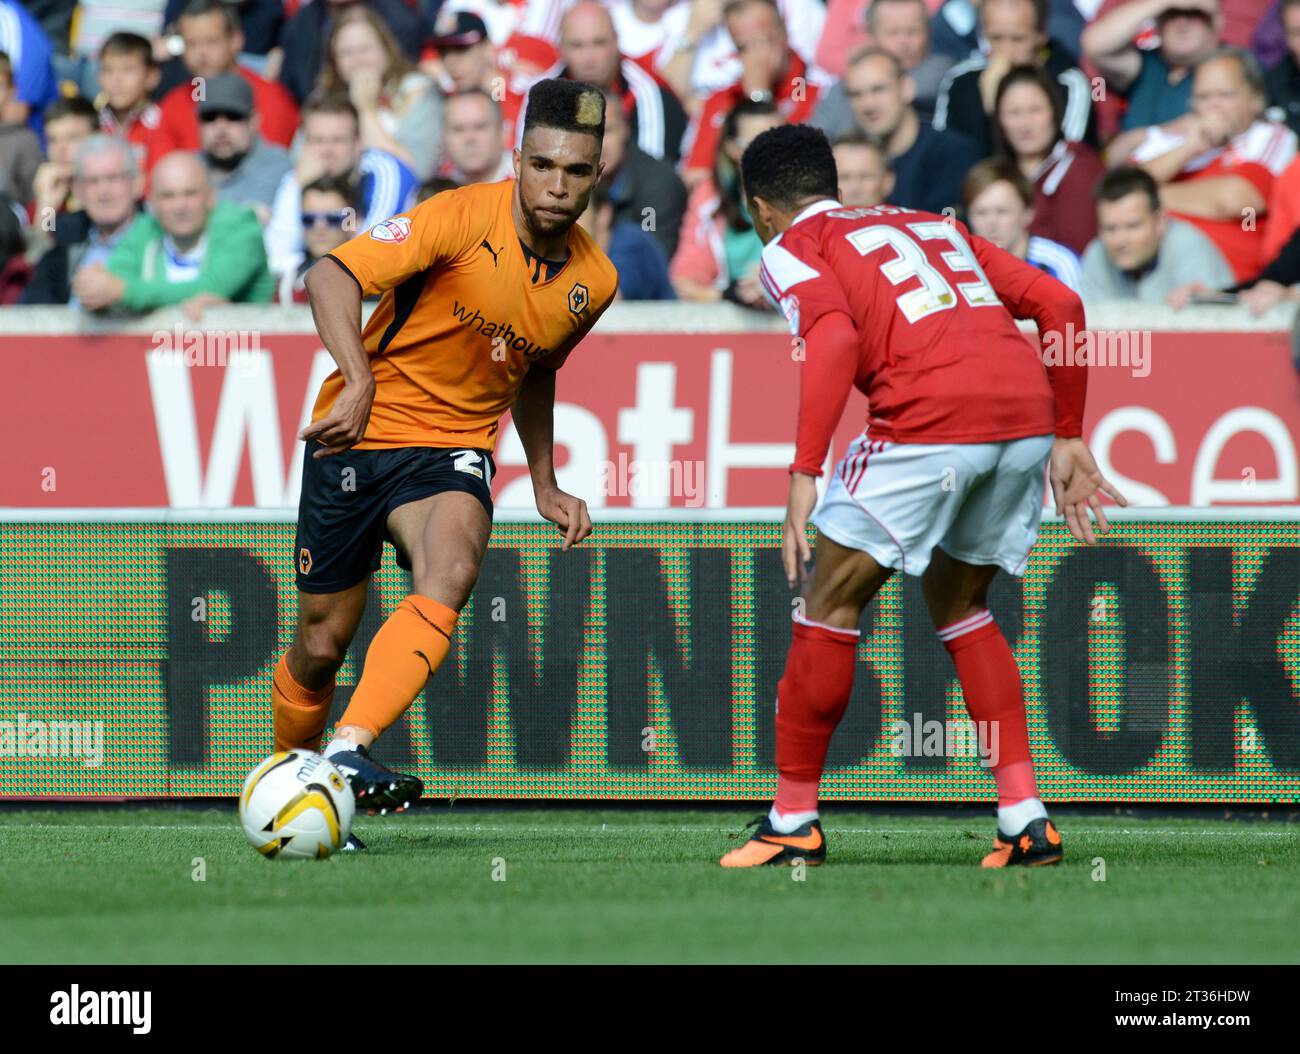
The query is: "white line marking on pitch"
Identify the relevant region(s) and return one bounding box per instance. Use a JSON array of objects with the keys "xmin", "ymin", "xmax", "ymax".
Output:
[{"xmin": 0, "ymin": 823, "xmax": 1293, "ymax": 837}]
